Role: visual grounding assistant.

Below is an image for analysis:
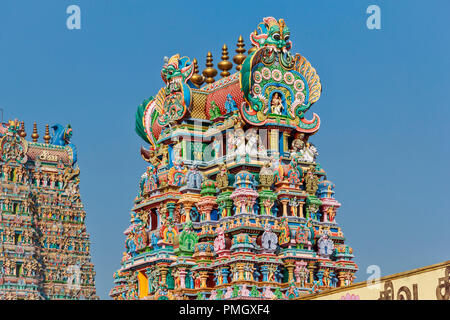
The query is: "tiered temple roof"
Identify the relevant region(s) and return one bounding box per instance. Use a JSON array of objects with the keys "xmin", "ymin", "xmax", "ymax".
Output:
[{"xmin": 110, "ymin": 17, "xmax": 357, "ymax": 300}]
